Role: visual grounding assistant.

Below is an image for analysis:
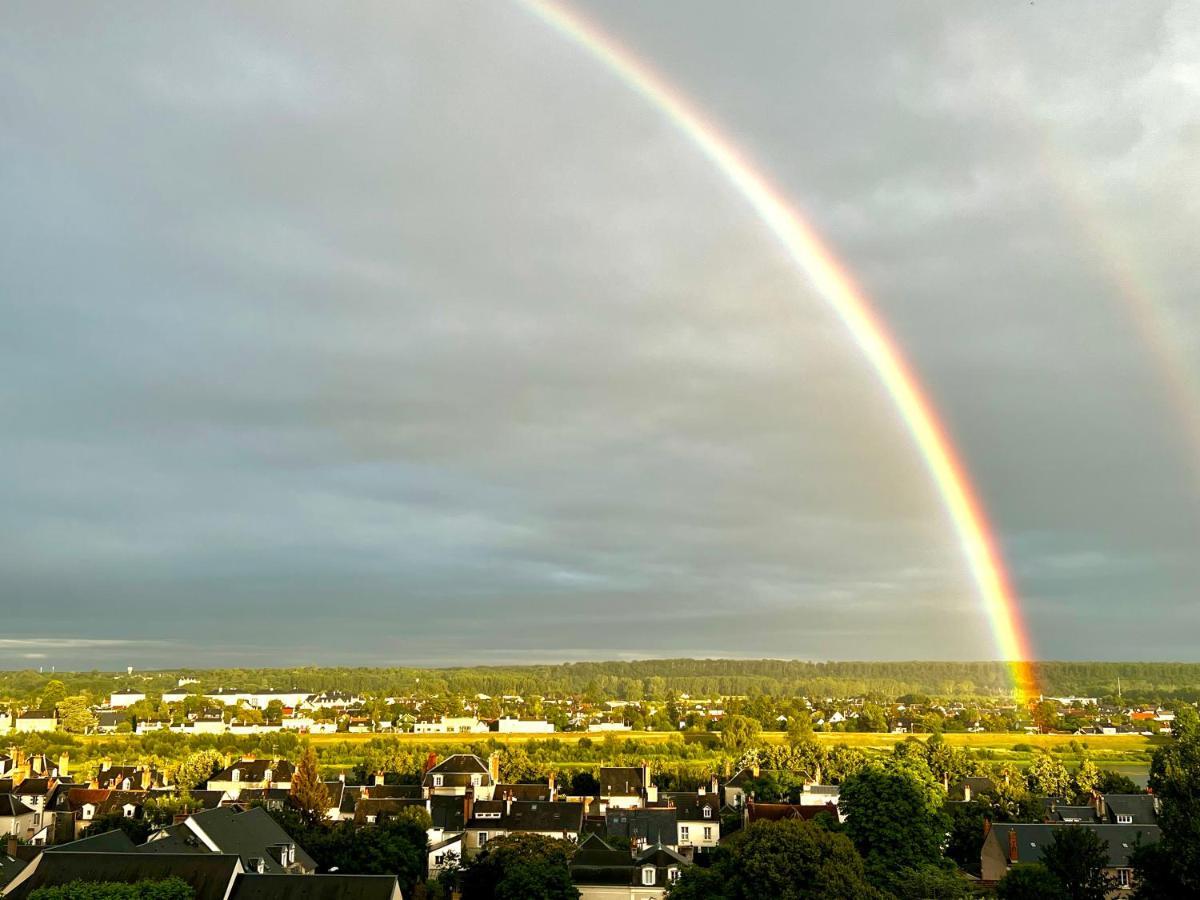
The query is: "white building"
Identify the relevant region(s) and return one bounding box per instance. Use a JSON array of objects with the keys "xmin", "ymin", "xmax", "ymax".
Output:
[{"xmin": 495, "ymin": 718, "xmax": 555, "ymax": 734}]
